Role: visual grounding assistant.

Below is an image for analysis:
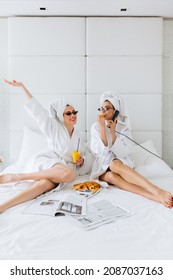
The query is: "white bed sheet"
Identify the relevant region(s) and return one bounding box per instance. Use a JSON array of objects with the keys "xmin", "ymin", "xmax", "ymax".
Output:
[{"xmin": 0, "ymin": 161, "xmax": 173, "ymax": 260}]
